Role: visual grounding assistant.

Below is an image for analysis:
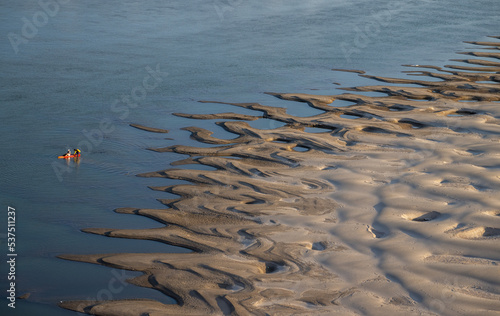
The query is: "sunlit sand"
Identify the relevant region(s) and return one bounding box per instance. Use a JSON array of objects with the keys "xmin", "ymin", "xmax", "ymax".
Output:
[{"xmin": 60, "ymin": 38, "xmax": 500, "ymax": 315}]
